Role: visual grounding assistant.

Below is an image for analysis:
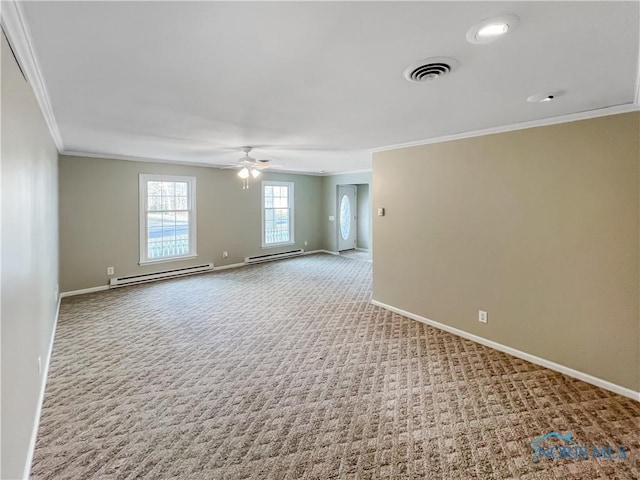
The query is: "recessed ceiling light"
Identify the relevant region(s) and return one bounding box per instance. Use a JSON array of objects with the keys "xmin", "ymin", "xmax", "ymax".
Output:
[
  {"xmin": 477, "ymin": 23, "xmax": 509, "ymax": 38},
  {"xmin": 526, "ymin": 92, "xmax": 560, "ymax": 103},
  {"xmin": 466, "ymin": 14, "xmax": 519, "ymax": 44}
]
